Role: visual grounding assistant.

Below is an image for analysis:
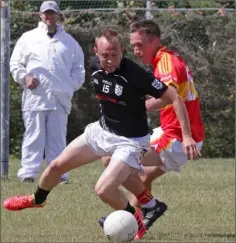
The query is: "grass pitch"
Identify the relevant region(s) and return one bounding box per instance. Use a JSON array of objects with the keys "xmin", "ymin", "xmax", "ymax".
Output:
[{"xmin": 1, "ymin": 158, "xmax": 235, "ymax": 242}]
